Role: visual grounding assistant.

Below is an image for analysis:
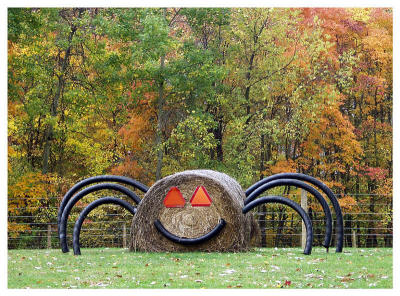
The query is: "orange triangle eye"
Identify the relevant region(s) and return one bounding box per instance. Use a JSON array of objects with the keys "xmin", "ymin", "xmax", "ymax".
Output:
[
  {"xmin": 190, "ymin": 186, "xmax": 212, "ymax": 207},
  {"xmin": 163, "ymin": 187, "xmax": 185, "ymax": 208}
]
